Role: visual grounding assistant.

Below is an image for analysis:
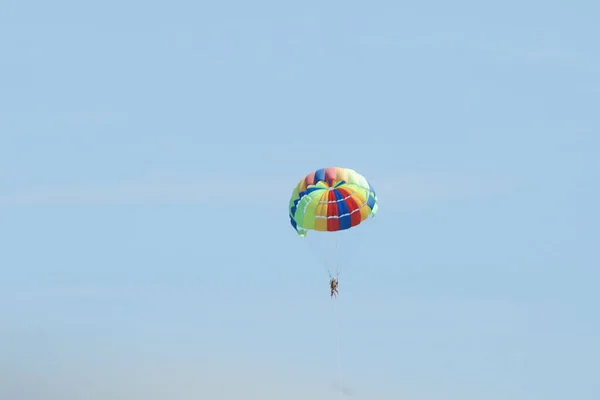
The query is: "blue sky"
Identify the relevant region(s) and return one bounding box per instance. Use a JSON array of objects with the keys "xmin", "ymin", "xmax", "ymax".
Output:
[{"xmin": 1, "ymin": 0, "xmax": 599, "ymax": 399}]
